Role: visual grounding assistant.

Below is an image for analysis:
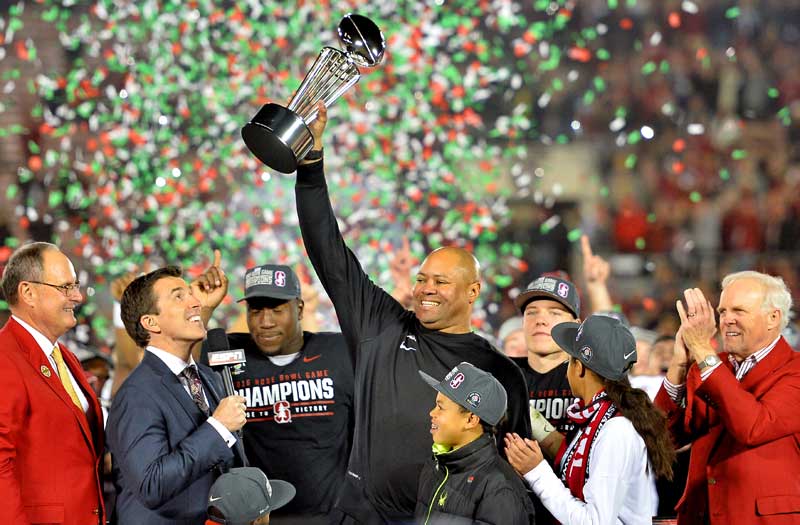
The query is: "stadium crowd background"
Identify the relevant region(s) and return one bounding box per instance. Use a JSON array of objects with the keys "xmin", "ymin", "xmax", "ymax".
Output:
[{"xmin": 0, "ymin": 0, "xmax": 798, "ymax": 353}]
